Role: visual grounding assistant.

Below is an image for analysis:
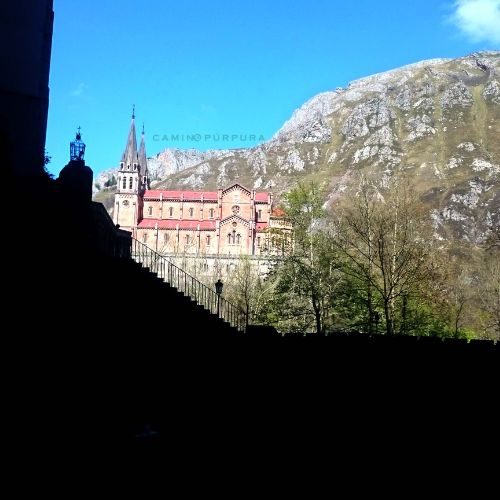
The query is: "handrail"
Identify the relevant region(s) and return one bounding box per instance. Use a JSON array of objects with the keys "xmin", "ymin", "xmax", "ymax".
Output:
[{"xmin": 130, "ymin": 238, "xmax": 247, "ymax": 332}]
